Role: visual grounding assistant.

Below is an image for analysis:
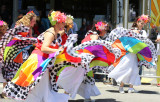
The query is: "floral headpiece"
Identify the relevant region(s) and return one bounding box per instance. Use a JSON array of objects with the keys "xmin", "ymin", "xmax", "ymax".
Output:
[
  {"xmin": 0, "ymin": 20, "xmax": 7, "ymax": 26},
  {"xmin": 48, "ymin": 11, "xmax": 67, "ymax": 26},
  {"xmin": 67, "ymin": 15, "xmax": 74, "ymax": 20},
  {"xmin": 95, "ymin": 21, "xmax": 107, "ymax": 31},
  {"xmin": 137, "ymin": 14, "xmax": 150, "ymax": 24},
  {"xmin": 26, "ymin": 11, "xmax": 34, "ymax": 15}
]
